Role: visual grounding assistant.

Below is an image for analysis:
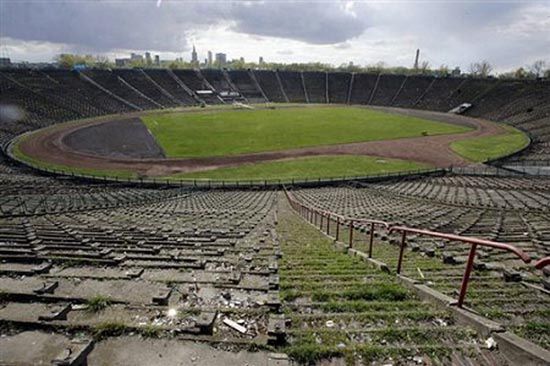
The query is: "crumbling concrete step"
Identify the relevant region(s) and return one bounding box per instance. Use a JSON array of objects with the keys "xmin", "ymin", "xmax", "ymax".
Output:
[{"xmin": 87, "ymin": 337, "xmax": 289, "ymax": 366}]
